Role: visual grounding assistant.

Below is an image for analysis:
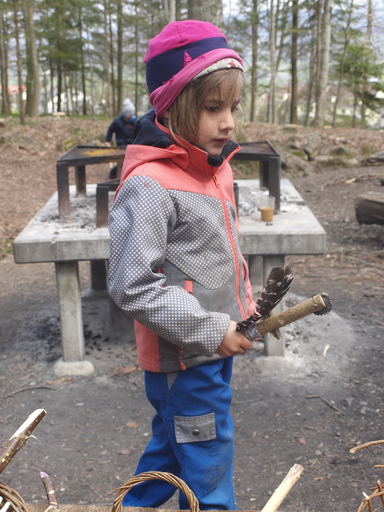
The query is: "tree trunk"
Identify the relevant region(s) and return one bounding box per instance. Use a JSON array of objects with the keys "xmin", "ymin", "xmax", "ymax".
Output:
[
  {"xmin": 78, "ymin": 6, "xmax": 87, "ymax": 115},
  {"xmin": 22, "ymin": 0, "xmax": 39, "ymax": 118},
  {"xmin": 42, "ymin": 63, "xmax": 48, "ymax": 114},
  {"xmin": 276, "ymin": 0, "xmax": 289, "ymax": 73},
  {"xmin": 304, "ymin": 22, "xmax": 316, "ymax": 126},
  {"xmin": 332, "ymin": 0, "xmax": 353, "ymax": 127},
  {"xmin": 134, "ymin": 1, "xmax": 139, "ymax": 112},
  {"xmin": 116, "ymin": 0, "xmax": 123, "ymax": 114},
  {"xmin": 187, "ymin": 0, "xmax": 223, "ymax": 31},
  {"xmin": 313, "ymin": 0, "xmax": 332, "ymax": 127},
  {"xmin": 86, "ymin": 1, "xmax": 95, "ymax": 117},
  {"xmin": 366, "ymin": 0, "xmax": 372, "ymax": 48},
  {"xmin": 108, "ymin": 3, "xmax": 116, "ymax": 115},
  {"xmin": 352, "ymin": 88, "xmax": 357, "ymax": 128},
  {"xmin": 268, "ymin": 0, "xmax": 277, "ymax": 124},
  {"xmin": 13, "ymin": 0, "xmax": 25, "ymax": 123},
  {"xmin": 103, "ymin": 0, "xmax": 112, "ymax": 117},
  {"xmin": 49, "ymin": 60, "xmax": 54, "ymax": 113},
  {"xmin": 57, "ymin": 60, "xmax": 62, "ymax": 112},
  {"xmin": 290, "ymin": 0, "xmax": 298, "ymax": 124},
  {"xmin": 250, "ymin": 0, "xmax": 258, "ymax": 122},
  {"xmin": 0, "ymin": 10, "xmax": 10, "ymax": 116}
]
